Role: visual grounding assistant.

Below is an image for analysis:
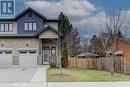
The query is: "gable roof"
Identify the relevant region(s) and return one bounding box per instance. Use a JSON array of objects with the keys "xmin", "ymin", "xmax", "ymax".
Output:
[
  {"xmin": 34, "ymin": 25, "xmax": 61, "ymax": 36},
  {"xmin": 0, "ymin": 7, "xmax": 60, "ymax": 38},
  {"xmin": 123, "ymin": 38, "xmax": 130, "ymax": 43},
  {"xmin": 106, "ymin": 38, "xmax": 130, "ymax": 51},
  {"xmin": 119, "ymin": 38, "xmax": 130, "ymax": 45},
  {"xmin": 15, "ymin": 7, "xmax": 47, "ymax": 20},
  {"xmin": 0, "ymin": 7, "xmax": 59, "ymax": 22}
]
